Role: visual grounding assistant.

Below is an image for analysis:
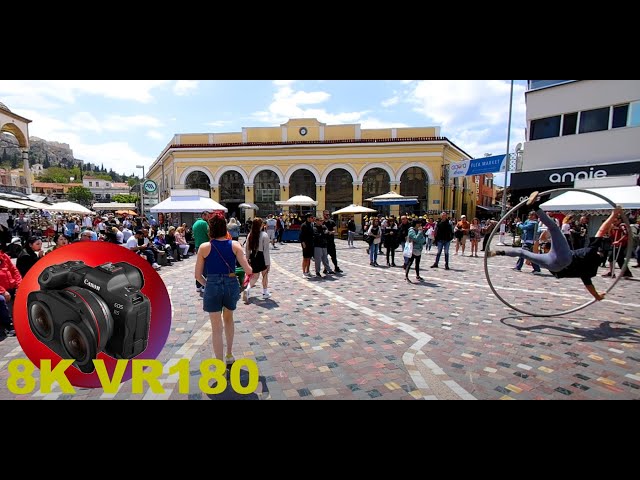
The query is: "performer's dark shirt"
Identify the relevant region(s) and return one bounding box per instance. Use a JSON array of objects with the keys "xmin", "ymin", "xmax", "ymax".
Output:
[{"xmin": 553, "ymin": 238, "xmax": 603, "ymax": 286}]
